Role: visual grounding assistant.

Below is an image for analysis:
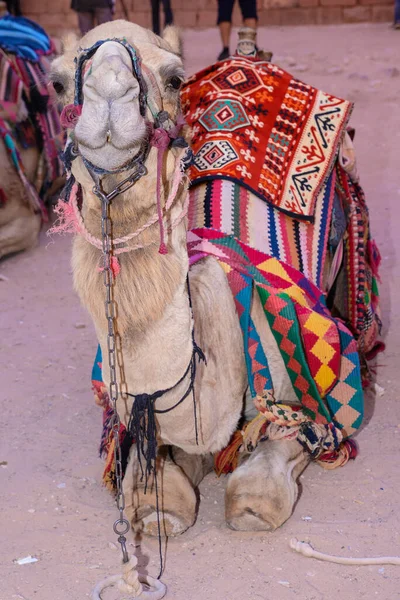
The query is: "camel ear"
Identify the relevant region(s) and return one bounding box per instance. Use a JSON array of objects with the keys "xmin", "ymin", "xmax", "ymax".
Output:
[
  {"xmin": 61, "ymin": 32, "xmax": 80, "ymax": 54},
  {"xmin": 162, "ymin": 25, "xmax": 182, "ymax": 56}
]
